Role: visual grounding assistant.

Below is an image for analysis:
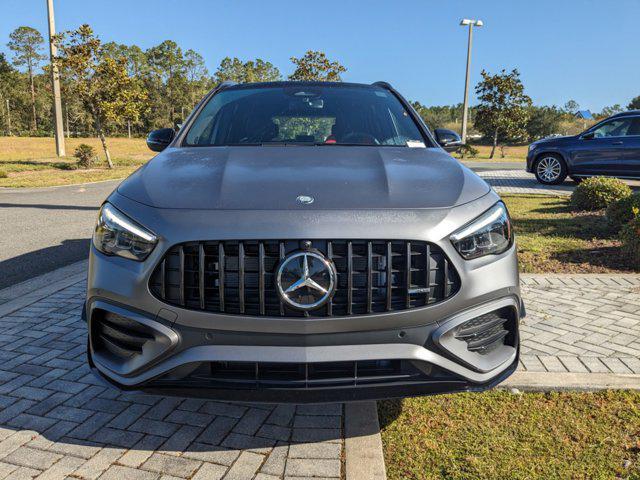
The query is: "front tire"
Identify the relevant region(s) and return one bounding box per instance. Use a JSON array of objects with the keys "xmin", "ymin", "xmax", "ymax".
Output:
[{"xmin": 534, "ymin": 154, "xmax": 567, "ymax": 185}]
